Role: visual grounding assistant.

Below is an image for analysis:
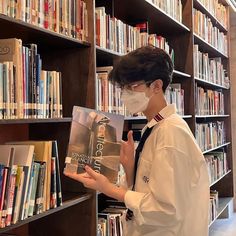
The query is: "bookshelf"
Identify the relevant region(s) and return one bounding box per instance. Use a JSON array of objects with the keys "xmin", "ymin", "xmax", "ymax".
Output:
[
  {"xmin": 0, "ymin": 0, "xmax": 97, "ymax": 235},
  {"xmin": 0, "ymin": 0, "xmax": 234, "ymax": 235},
  {"xmin": 95, "ymin": 0, "xmax": 234, "ymax": 234},
  {"xmin": 229, "ymin": 8, "xmax": 236, "ymax": 209}
]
